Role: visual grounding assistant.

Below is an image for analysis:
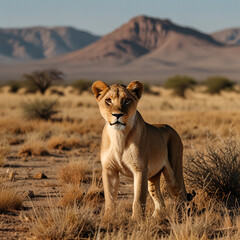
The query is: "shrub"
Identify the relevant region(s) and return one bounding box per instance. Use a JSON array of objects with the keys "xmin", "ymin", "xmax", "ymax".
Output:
[
  {"xmin": 185, "ymin": 135, "xmax": 240, "ymax": 207},
  {"xmin": 21, "ymin": 99, "xmax": 59, "ymax": 121},
  {"xmin": 164, "ymin": 75, "xmax": 196, "ymax": 98},
  {"xmin": 143, "ymin": 83, "xmax": 159, "ymax": 95},
  {"xmin": 23, "ymin": 69, "xmax": 64, "ymax": 95},
  {"xmin": 72, "ymin": 80, "xmax": 92, "ymax": 94},
  {"xmin": 1, "ymin": 80, "xmax": 38, "ymax": 94},
  {"xmin": 8, "ymin": 81, "xmax": 24, "ymax": 93},
  {"xmin": 204, "ymin": 76, "xmax": 235, "ymax": 94}
]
